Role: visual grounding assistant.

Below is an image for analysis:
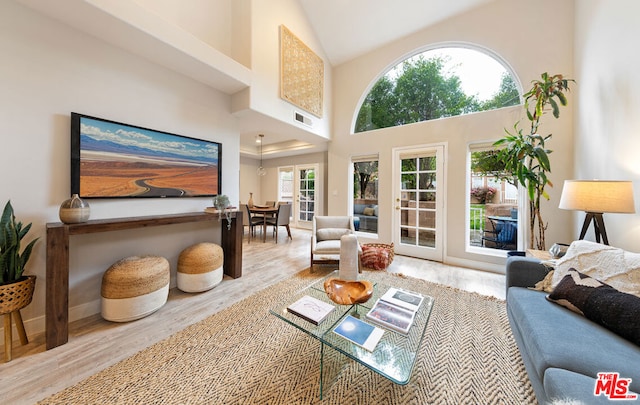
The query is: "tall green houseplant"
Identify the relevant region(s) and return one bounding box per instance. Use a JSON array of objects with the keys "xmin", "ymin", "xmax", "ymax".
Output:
[
  {"xmin": 494, "ymin": 73, "xmax": 573, "ymax": 250},
  {"xmin": 0, "ymin": 201, "xmax": 39, "ymax": 284}
]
